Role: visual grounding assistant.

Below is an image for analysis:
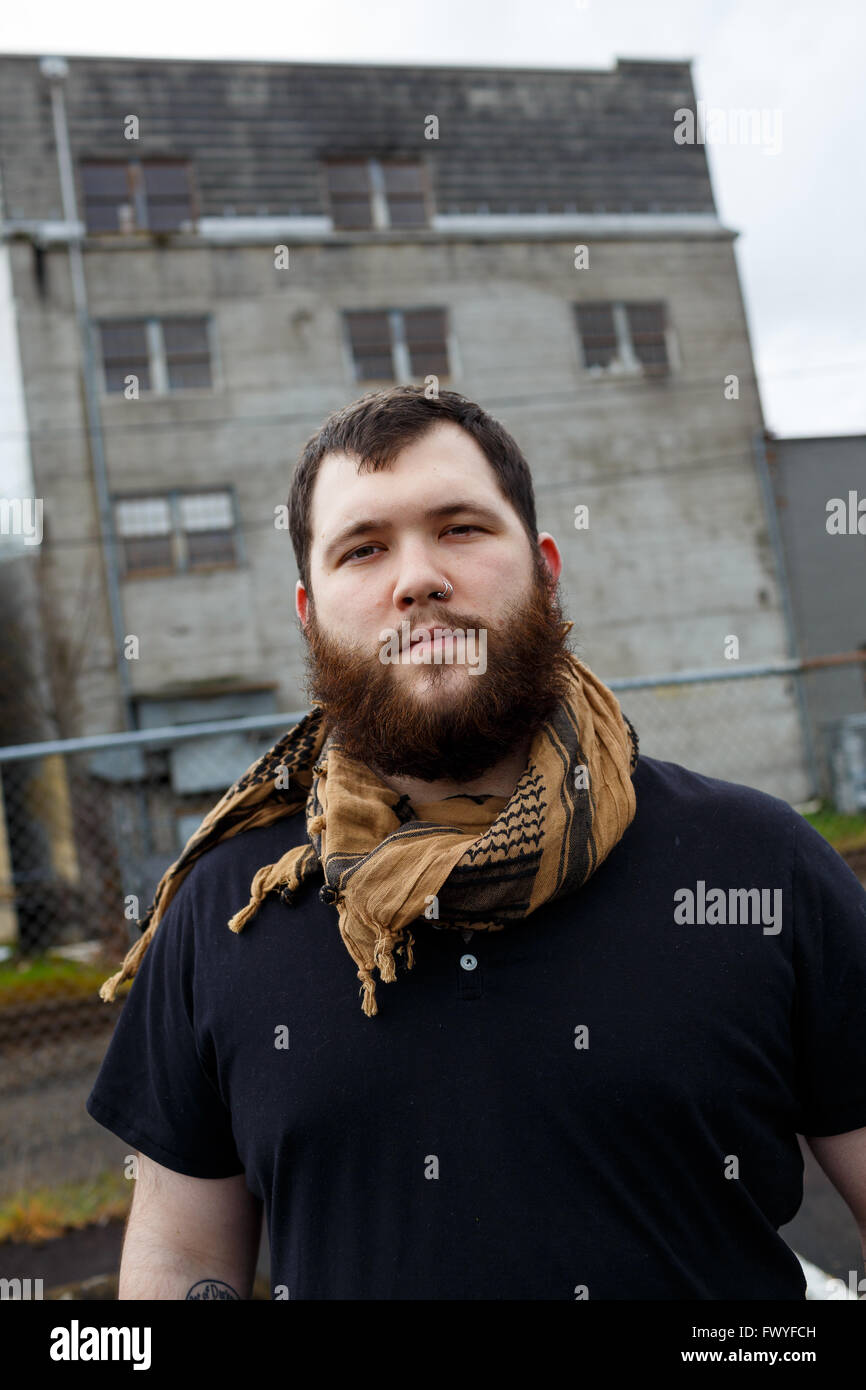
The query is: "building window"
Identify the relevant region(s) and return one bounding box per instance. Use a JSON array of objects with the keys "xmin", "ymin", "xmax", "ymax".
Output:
[
  {"xmin": 178, "ymin": 491, "xmax": 237, "ymax": 567},
  {"xmin": 114, "ymin": 497, "xmax": 173, "ymax": 574},
  {"xmin": 80, "ymin": 163, "xmax": 134, "ymax": 233},
  {"xmin": 162, "ymin": 319, "xmax": 212, "ymax": 389},
  {"xmin": 574, "ymin": 301, "xmax": 671, "ymax": 377},
  {"xmin": 624, "ymin": 303, "xmax": 670, "ymax": 376},
  {"xmin": 100, "ymin": 320, "xmax": 152, "ymax": 393},
  {"xmin": 139, "ymin": 163, "xmax": 195, "ymax": 232},
  {"xmin": 344, "ymin": 308, "xmax": 450, "ymax": 382},
  {"xmin": 379, "ymin": 163, "xmax": 429, "ymax": 227},
  {"xmin": 345, "ymin": 311, "xmax": 393, "ymax": 378},
  {"xmin": 97, "ymin": 316, "xmax": 212, "ymax": 394},
  {"xmin": 113, "ymin": 490, "xmax": 240, "ymax": 577},
  {"xmin": 403, "ymin": 309, "xmax": 449, "ymax": 376},
  {"xmin": 574, "ymin": 304, "xmax": 619, "ymax": 369},
  {"xmin": 325, "ymin": 159, "xmax": 429, "ymax": 229},
  {"xmin": 325, "ymin": 163, "xmax": 374, "ymax": 229},
  {"xmin": 80, "ymin": 160, "xmax": 195, "ymax": 234}
]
